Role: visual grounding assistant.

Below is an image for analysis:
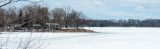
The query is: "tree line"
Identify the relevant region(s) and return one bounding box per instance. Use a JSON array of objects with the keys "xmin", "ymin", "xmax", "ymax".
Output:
[
  {"xmin": 0, "ymin": 4, "xmax": 87, "ymax": 31},
  {"xmin": 85, "ymin": 19, "xmax": 160, "ymax": 27}
]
